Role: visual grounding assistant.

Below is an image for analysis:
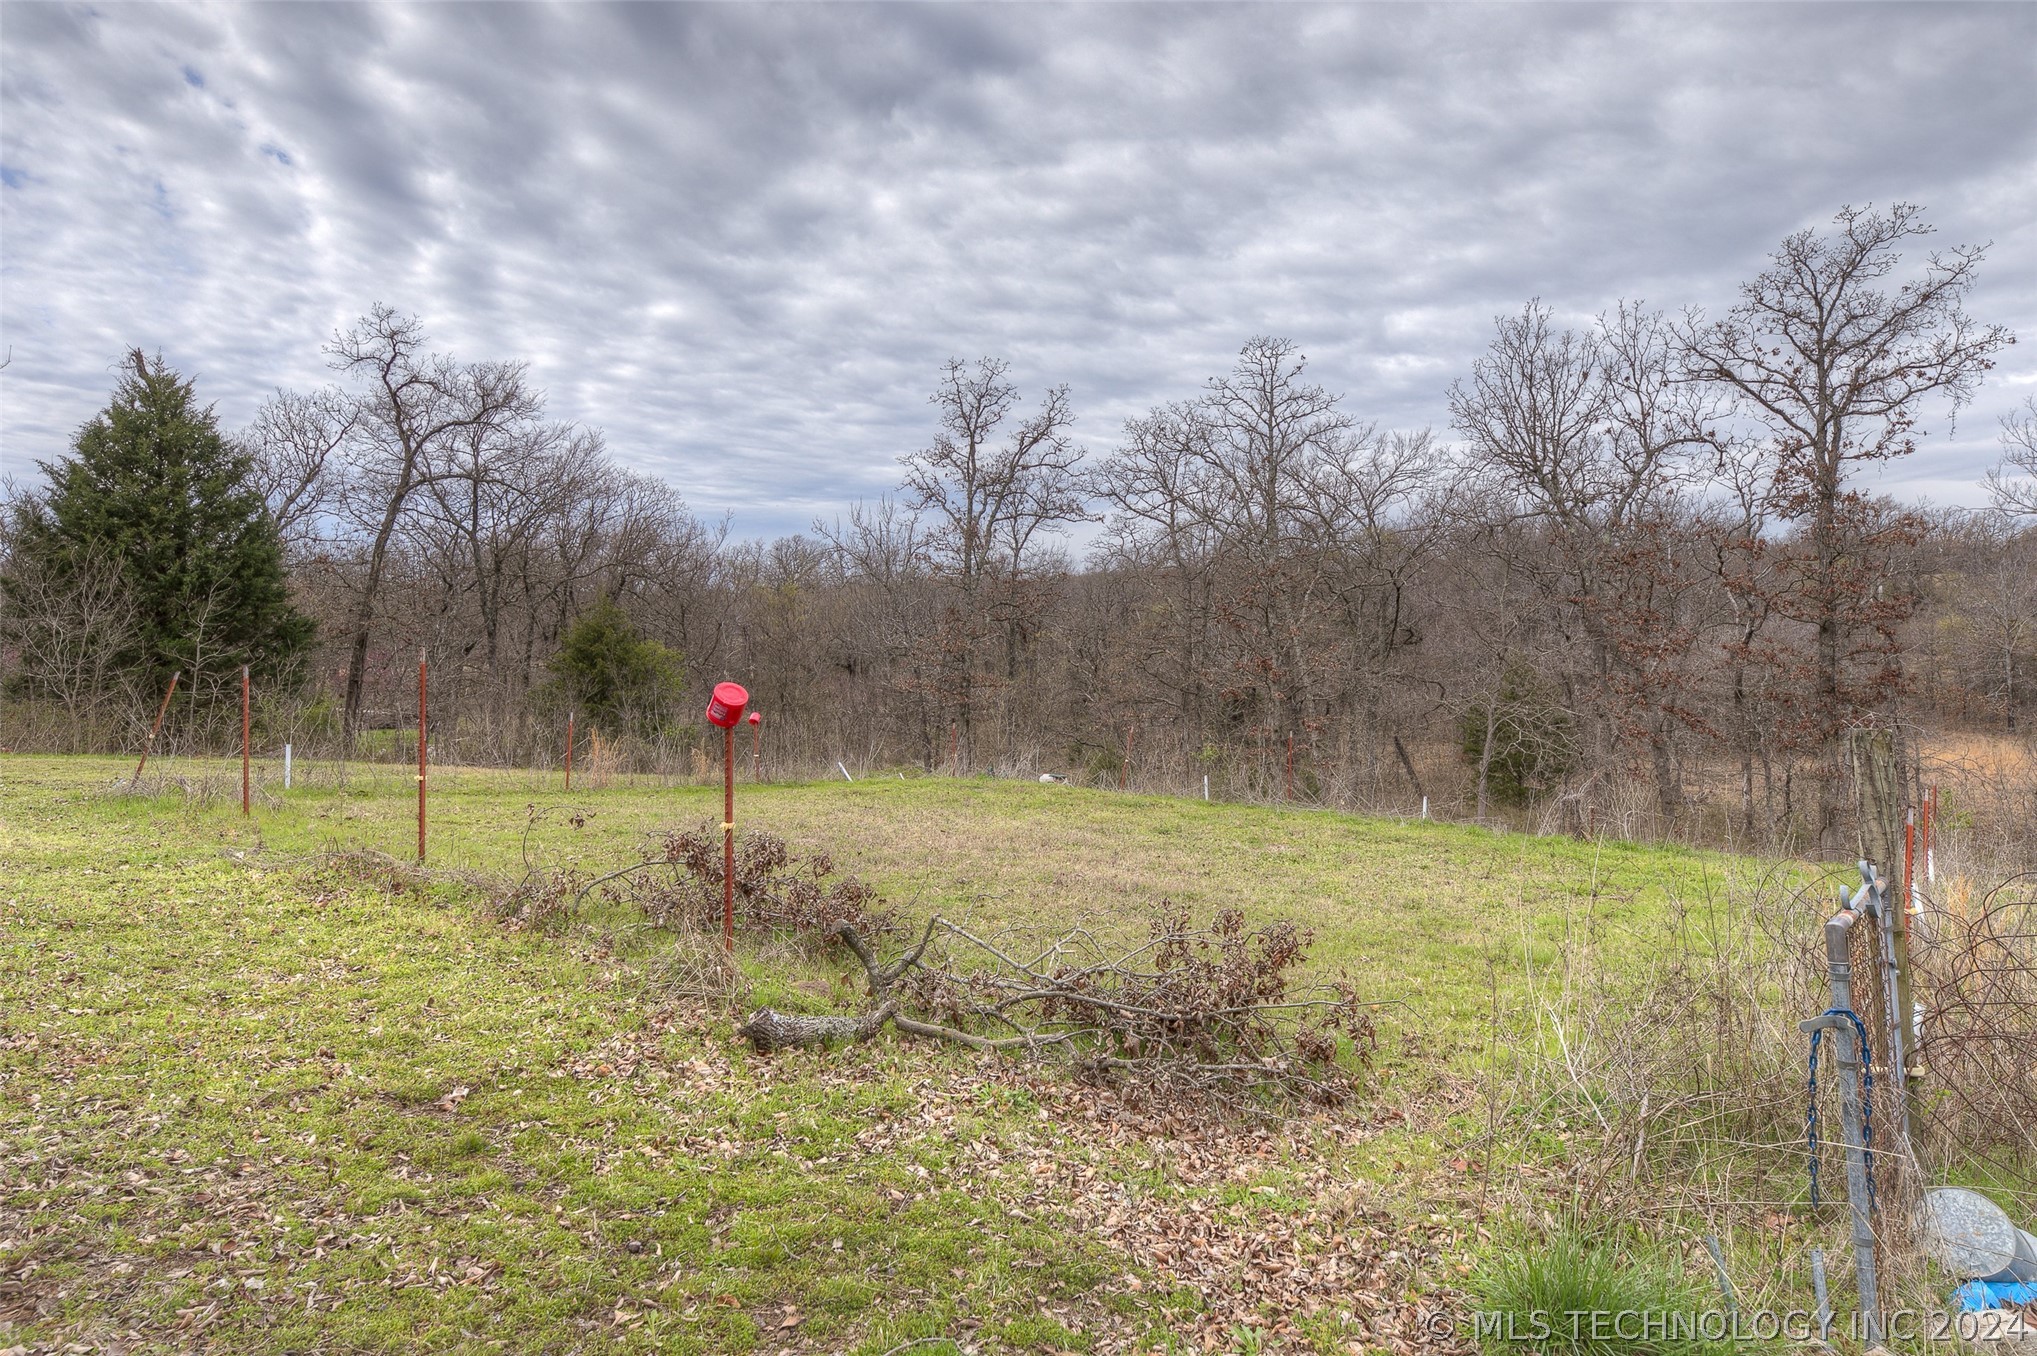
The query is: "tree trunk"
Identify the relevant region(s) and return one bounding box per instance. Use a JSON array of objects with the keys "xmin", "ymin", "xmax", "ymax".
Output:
[
  {"xmin": 1650, "ymin": 713, "xmax": 1683, "ymax": 827},
  {"xmin": 1849, "ymin": 727, "xmax": 1903, "ymax": 875},
  {"xmin": 341, "ymin": 477, "xmax": 417, "ymax": 745},
  {"xmin": 738, "ymin": 1004, "xmax": 895, "ymax": 1053}
]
